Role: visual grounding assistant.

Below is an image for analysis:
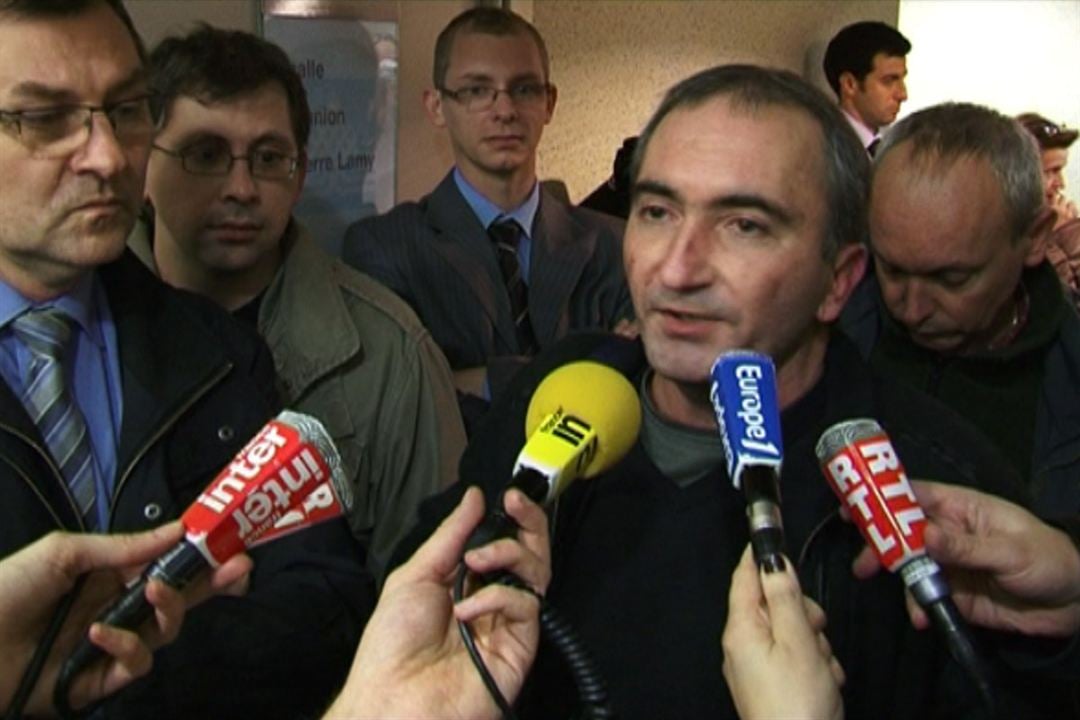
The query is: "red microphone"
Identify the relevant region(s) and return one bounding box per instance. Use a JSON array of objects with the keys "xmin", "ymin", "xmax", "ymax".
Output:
[
  {"xmin": 816, "ymin": 418, "xmax": 994, "ymax": 711},
  {"xmin": 58, "ymin": 410, "xmax": 350, "ymax": 689}
]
